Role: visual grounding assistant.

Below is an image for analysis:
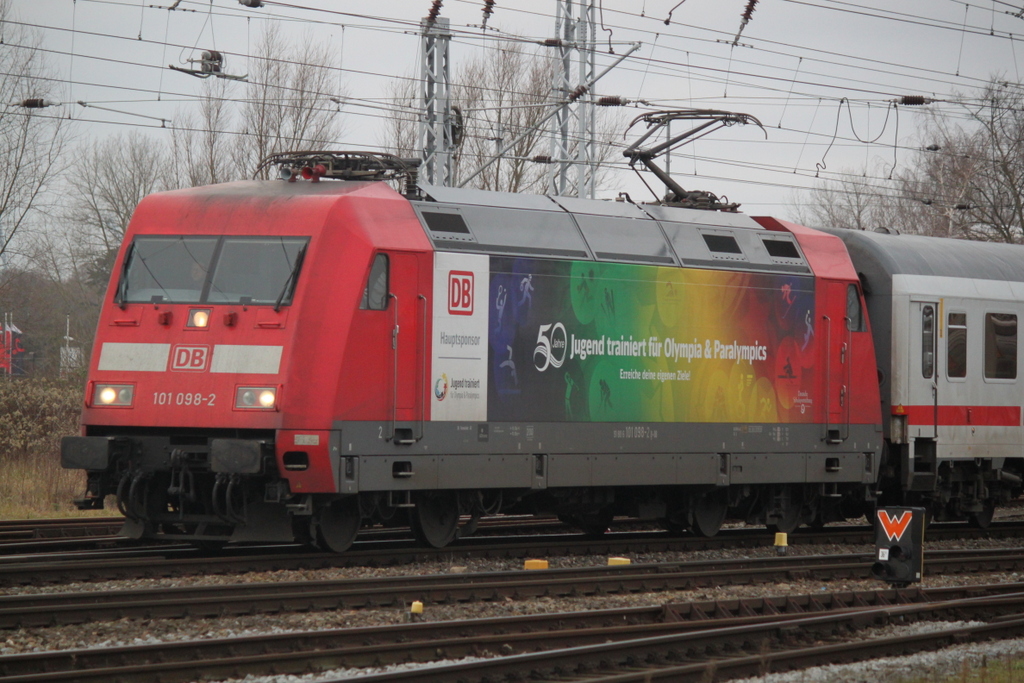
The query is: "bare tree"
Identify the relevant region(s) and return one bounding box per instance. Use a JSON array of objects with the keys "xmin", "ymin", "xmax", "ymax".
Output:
[
  {"xmin": 380, "ymin": 75, "xmax": 419, "ymax": 159},
  {"xmin": 0, "ymin": 0, "xmax": 68, "ymax": 262},
  {"xmin": 64, "ymin": 130, "xmax": 167, "ymax": 286},
  {"xmin": 170, "ymin": 79, "xmax": 237, "ymax": 188},
  {"xmin": 792, "ymin": 163, "xmax": 905, "ymax": 231},
  {"xmin": 383, "ymin": 40, "xmax": 623, "ymax": 195},
  {"xmin": 953, "ymin": 81, "xmax": 1024, "ymax": 242},
  {"xmin": 796, "ymin": 78, "xmax": 1024, "ymax": 242},
  {"xmin": 454, "ymin": 41, "xmax": 556, "ymax": 193},
  {"xmin": 237, "ymin": 24, "xmax": 346, "ymax": 178}
]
